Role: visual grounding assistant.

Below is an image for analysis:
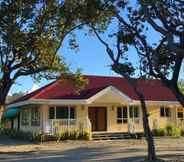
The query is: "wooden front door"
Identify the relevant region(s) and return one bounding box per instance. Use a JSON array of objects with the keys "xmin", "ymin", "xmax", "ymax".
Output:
[{"xmin": 88, "ymin": 107, "xmax": 107, "ymax": 131}]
